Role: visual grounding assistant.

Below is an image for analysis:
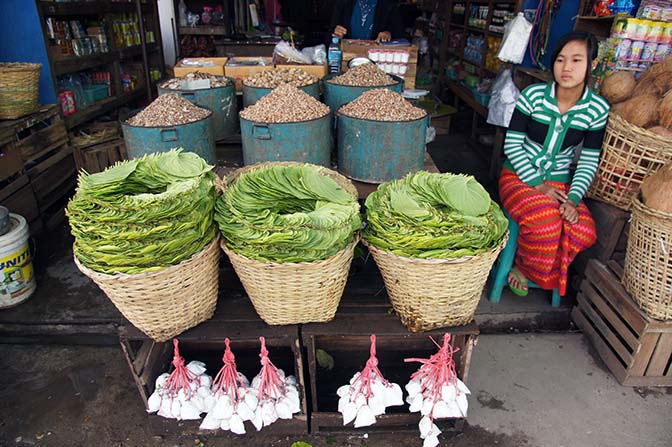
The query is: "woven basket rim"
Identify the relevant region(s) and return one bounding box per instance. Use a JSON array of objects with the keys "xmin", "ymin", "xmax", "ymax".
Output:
[
  {"xmin": 609, "ymin": 111, "xmax": 672, "ymax": 147},
  {"xmin": 362, "ymin": 231, "xmax": 509, "ymax": 265},
  {"xmin": 74, "ymin": 235, "xmax": 220, "ymax": 280},
  {"xmin": 222, "ymin": 160, "xmax": 359, "ymax": 200},
  {"xmin": 0, "ymin": 63, "xmax": 41, "ymax": 72},
  {"xmin": 631, "ymin": 194, "xmax": 672, "ymax": 220},
  {"xmin": 221, "ymin": 234, "xmax": 360, "ymax": 267}
]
